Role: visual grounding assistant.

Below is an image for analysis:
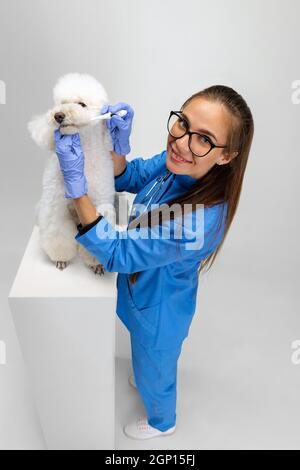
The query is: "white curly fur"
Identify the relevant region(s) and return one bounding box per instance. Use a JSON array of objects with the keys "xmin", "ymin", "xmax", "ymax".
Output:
[{"xmin": 28, "ymin": 73, "xmax": 117, "ymax": 274}]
